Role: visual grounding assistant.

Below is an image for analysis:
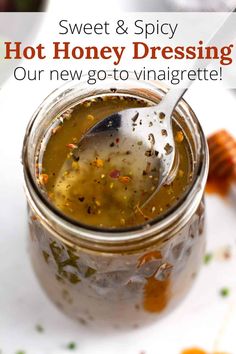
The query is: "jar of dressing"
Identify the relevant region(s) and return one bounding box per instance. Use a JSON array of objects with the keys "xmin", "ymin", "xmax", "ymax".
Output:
[{"xmin": 22, "ymin": 77, "xmax": 208, "ymax": 328}]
